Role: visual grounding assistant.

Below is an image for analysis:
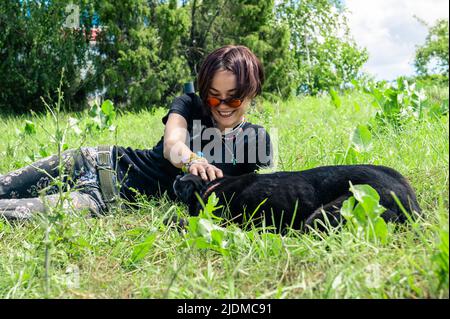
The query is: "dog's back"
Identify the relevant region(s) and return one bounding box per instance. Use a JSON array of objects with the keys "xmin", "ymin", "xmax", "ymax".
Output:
[
  {"xmin": 297, "ymin": 165, "xmax": 421, "ymax": 221},
  {"xmin": 174, "ymin": 164, "xmax": 421, "ymax": 231}
]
